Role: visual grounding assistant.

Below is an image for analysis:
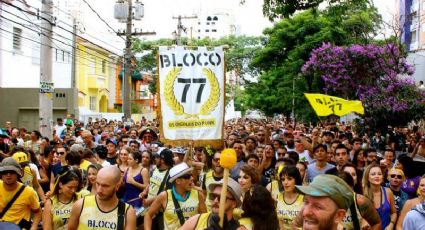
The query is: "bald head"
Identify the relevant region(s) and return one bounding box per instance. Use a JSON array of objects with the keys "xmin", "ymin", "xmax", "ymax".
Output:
[{"xmin": 98, "ymin": 165, "xmax": 121, "ymax": 184}]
